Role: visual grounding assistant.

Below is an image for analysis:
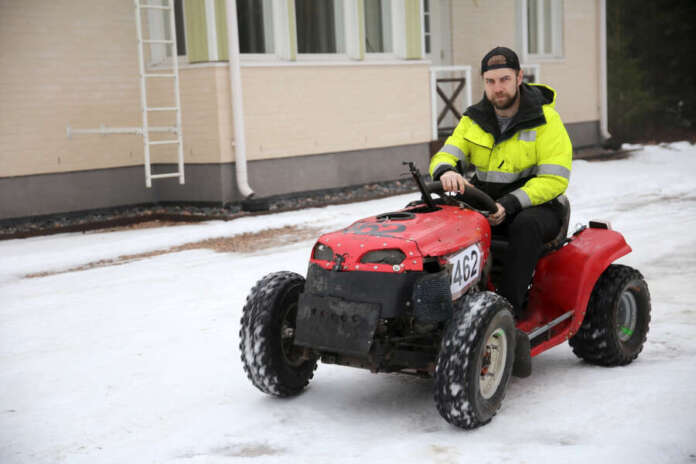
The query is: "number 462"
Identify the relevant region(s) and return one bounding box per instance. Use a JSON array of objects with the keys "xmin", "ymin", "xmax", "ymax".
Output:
[{"xmin": 452, "ymin": 248, "xmax": 479, "ymax": 285}]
